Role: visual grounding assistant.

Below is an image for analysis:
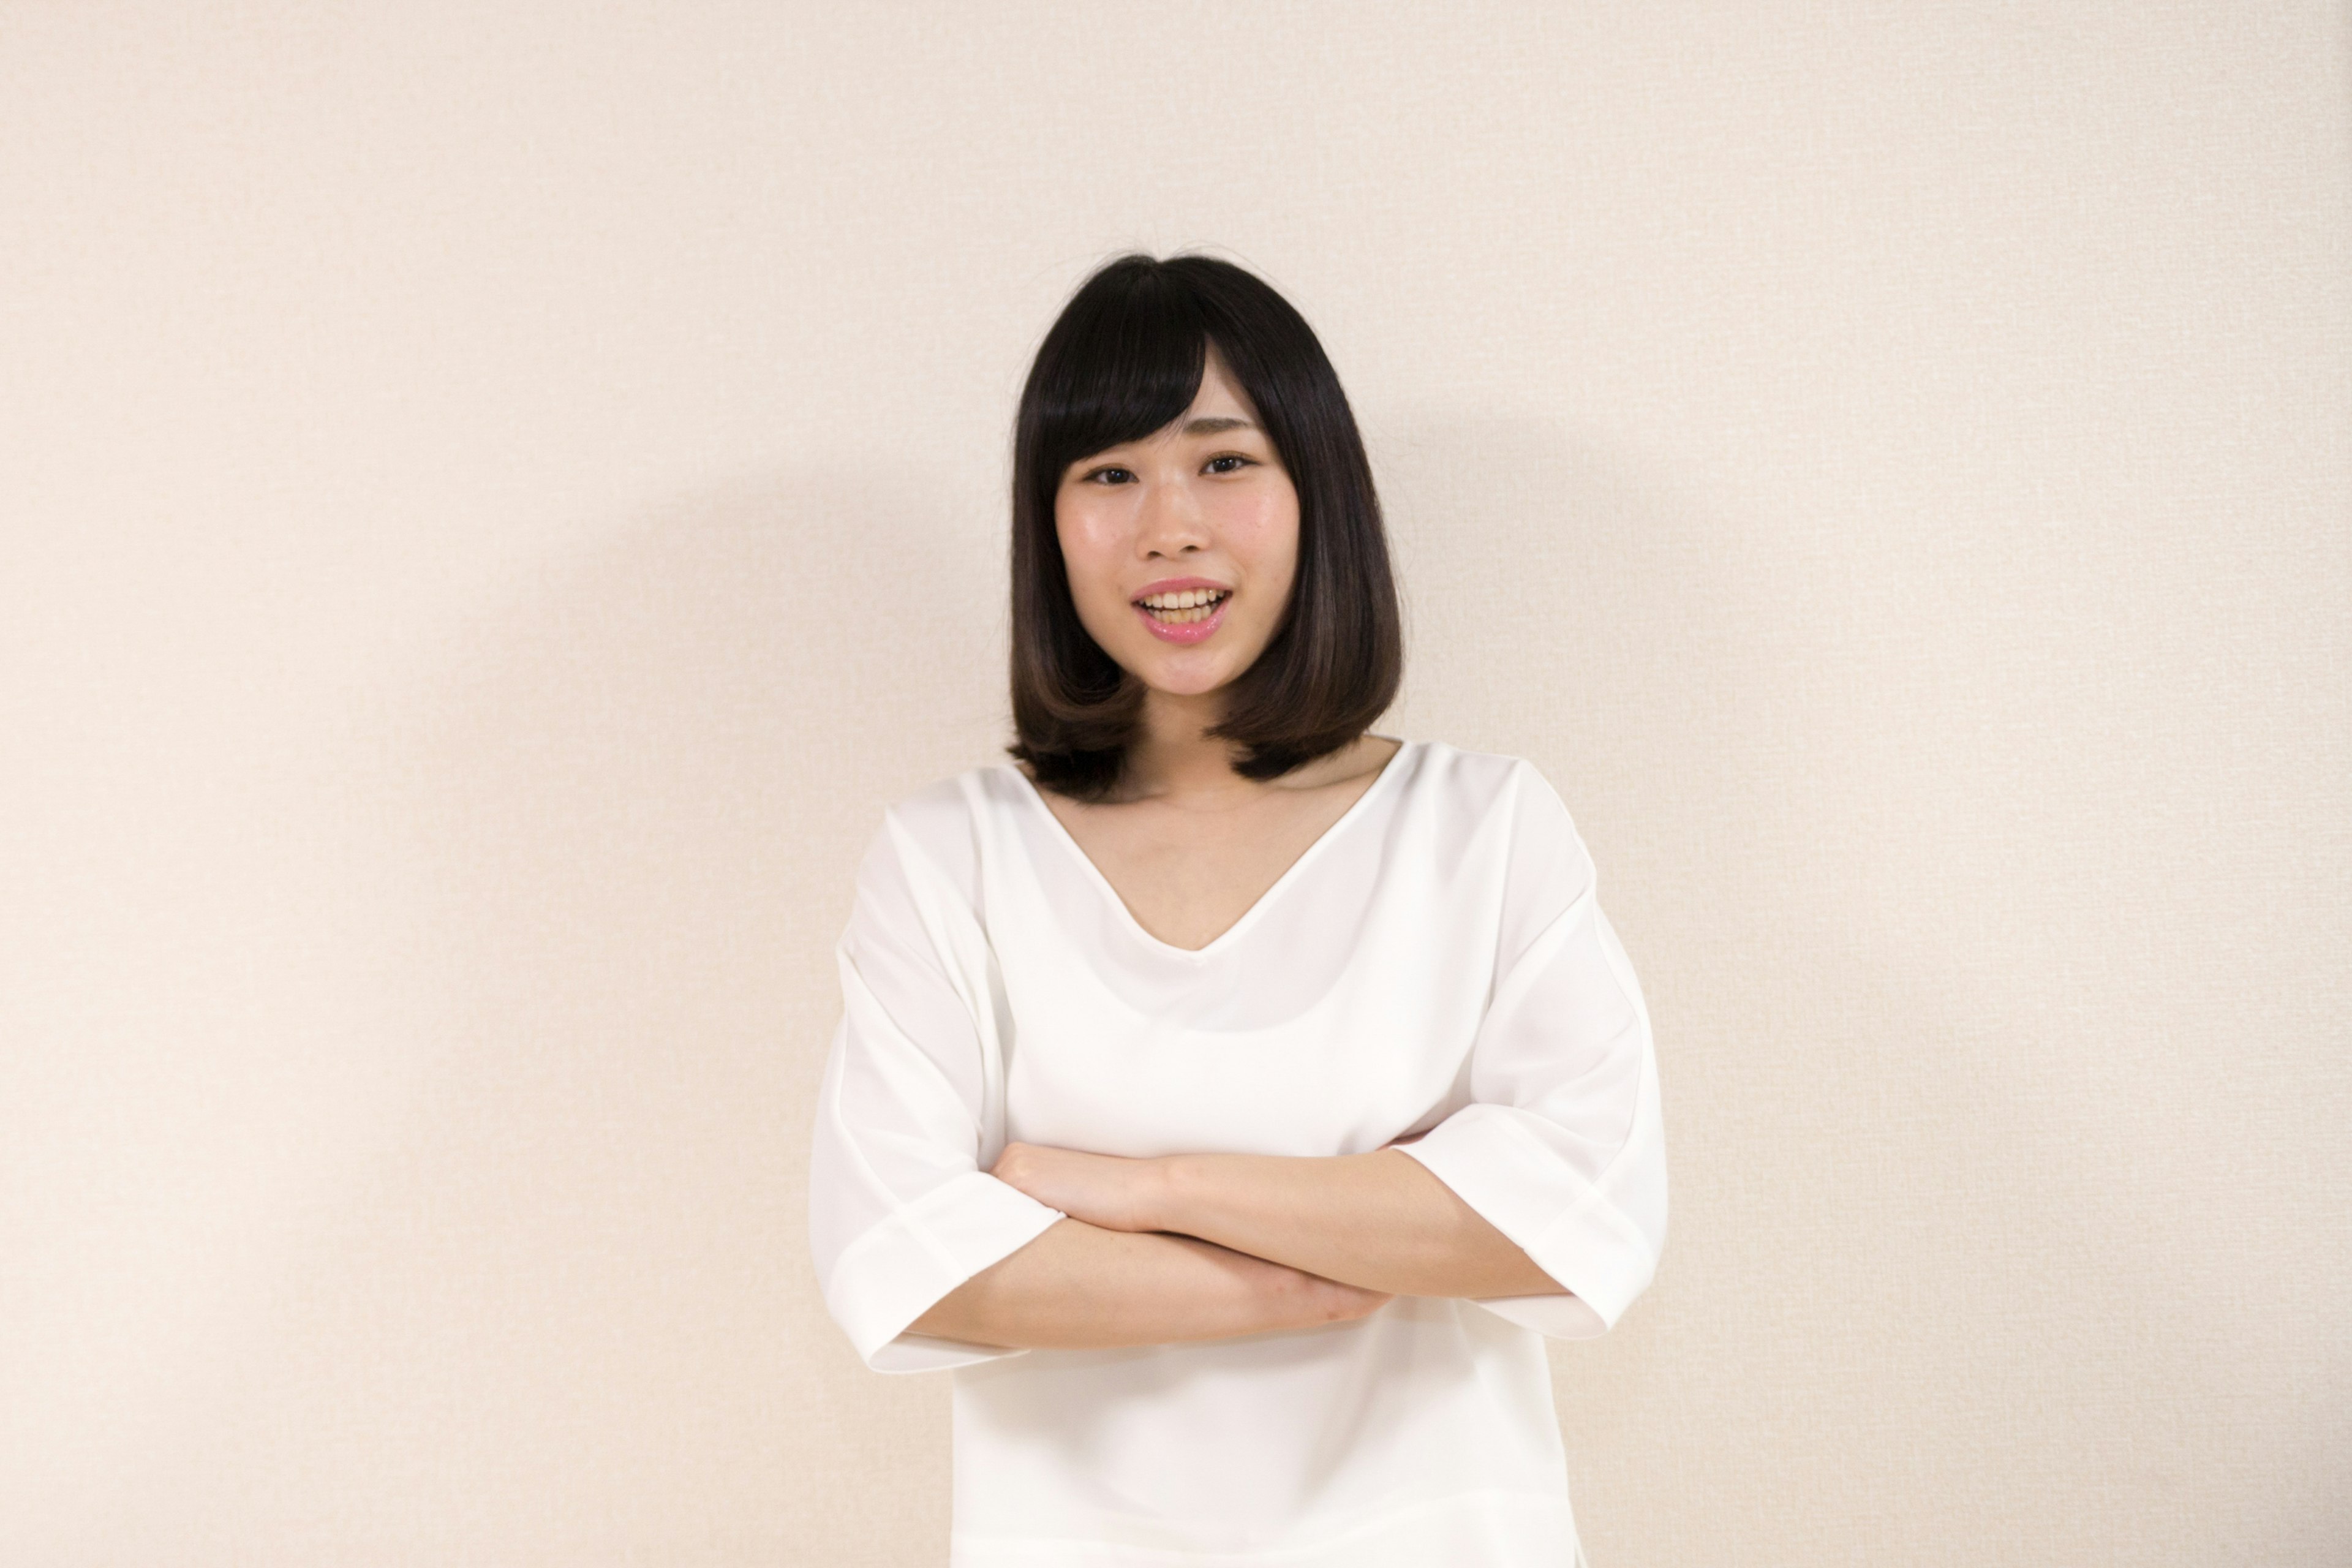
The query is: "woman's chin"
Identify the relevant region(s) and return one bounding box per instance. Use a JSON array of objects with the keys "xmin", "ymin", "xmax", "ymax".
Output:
[{"xmin": 1098, "ymin": 639, "xmax": 1238, "ymax": 693}]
